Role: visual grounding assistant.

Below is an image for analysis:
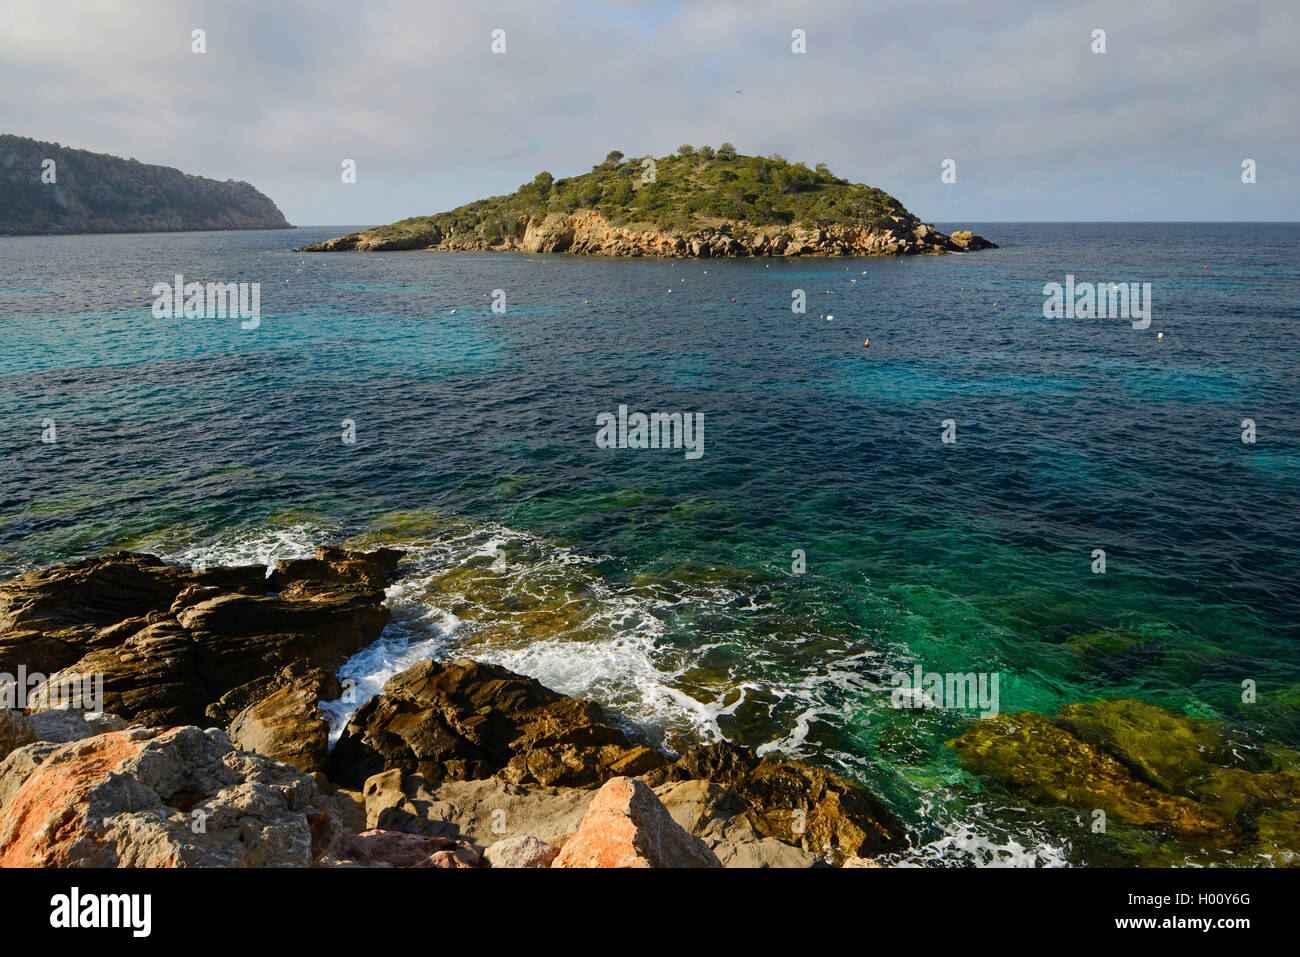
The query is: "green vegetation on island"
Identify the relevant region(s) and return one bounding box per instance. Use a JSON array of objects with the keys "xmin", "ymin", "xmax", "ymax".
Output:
[{"xmin": 376, "ymin": 145, "xmax": 903, "ymax": 242}]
